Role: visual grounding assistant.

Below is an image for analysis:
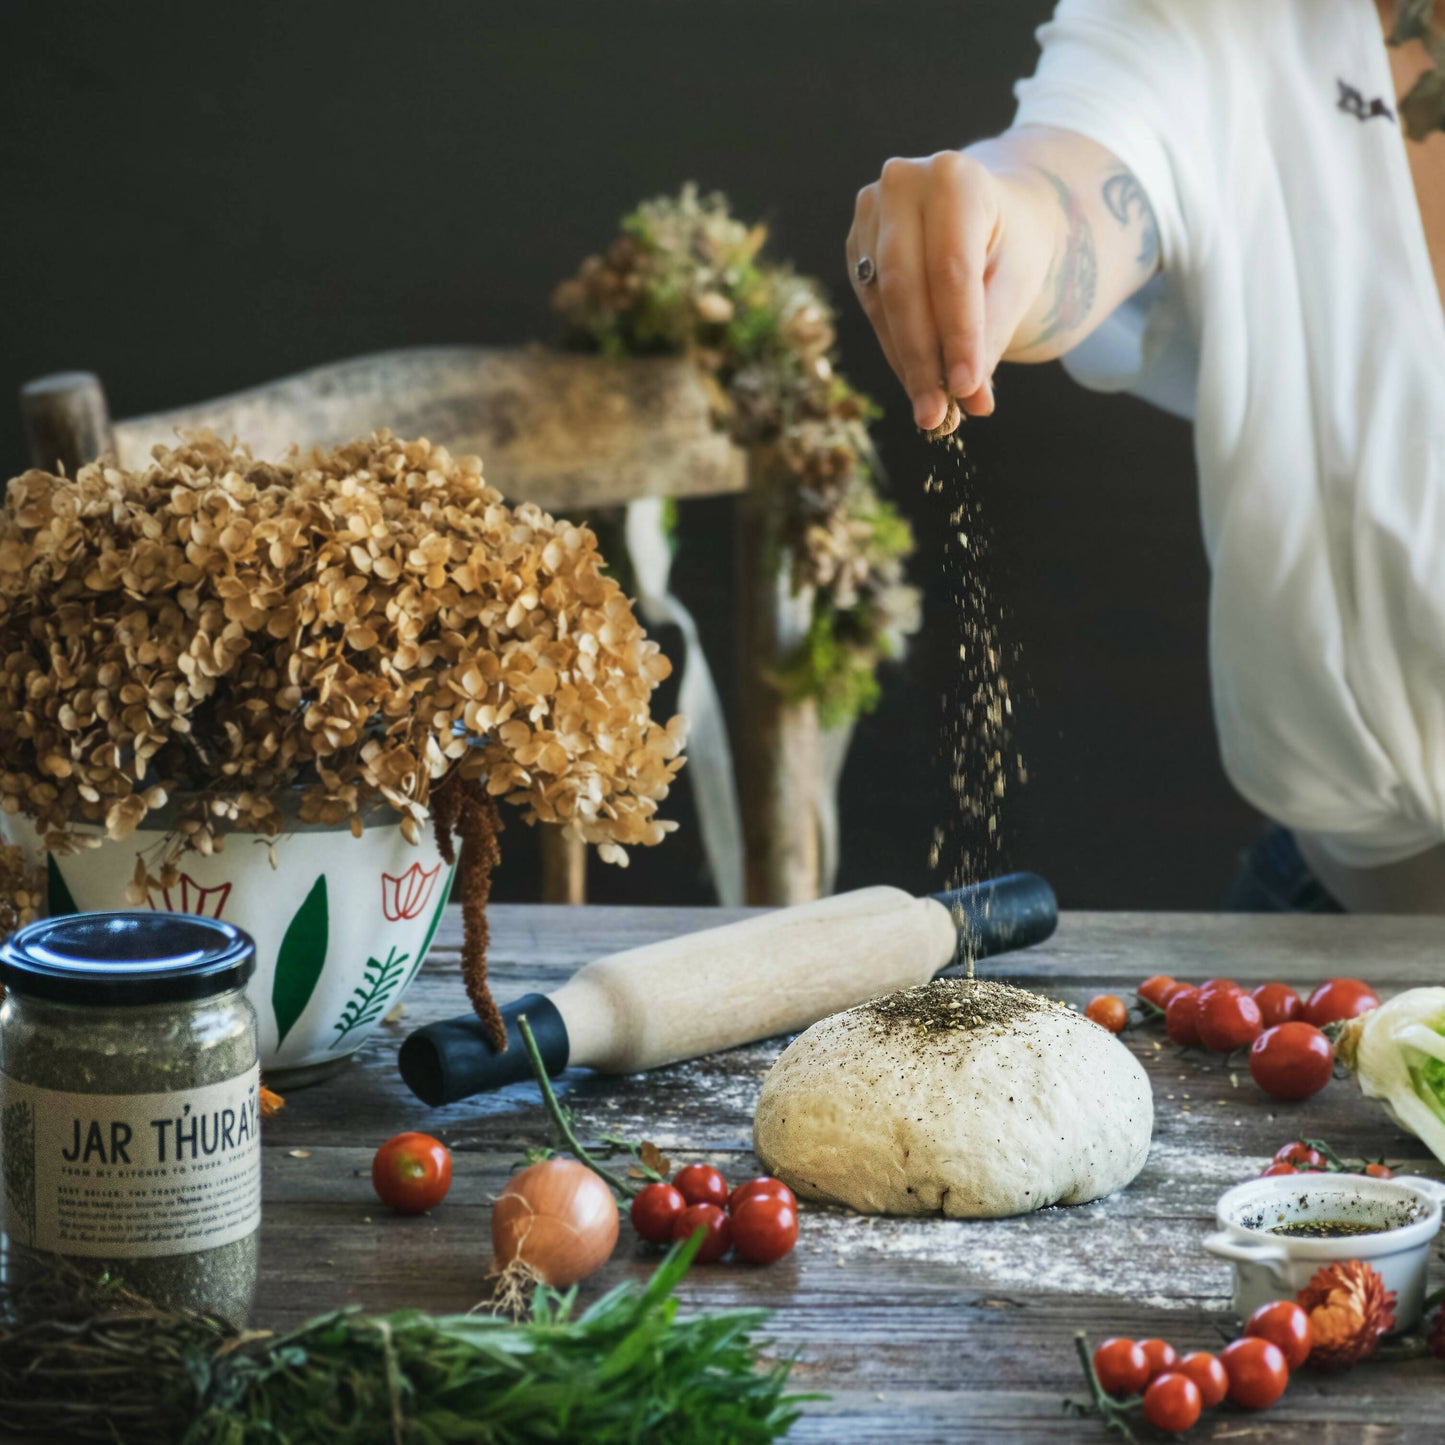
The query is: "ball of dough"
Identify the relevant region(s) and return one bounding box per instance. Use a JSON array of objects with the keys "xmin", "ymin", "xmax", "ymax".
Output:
[{"xmin": 753, "ymin": 978, "xmax": 1152, "ymax": 1218}]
